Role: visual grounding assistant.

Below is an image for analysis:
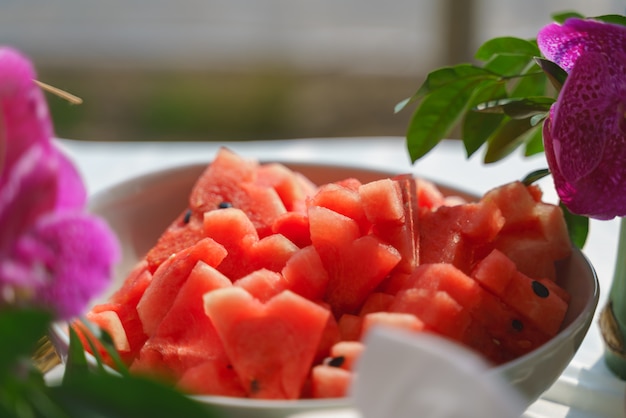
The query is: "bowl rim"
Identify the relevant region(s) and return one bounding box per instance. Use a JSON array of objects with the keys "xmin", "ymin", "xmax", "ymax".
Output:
[{"xmin": 50, "ymin": 159, "xmax": 600, "ymax": 408}]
